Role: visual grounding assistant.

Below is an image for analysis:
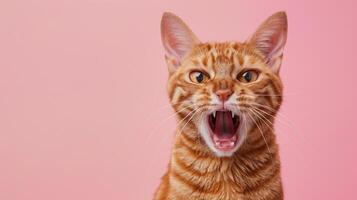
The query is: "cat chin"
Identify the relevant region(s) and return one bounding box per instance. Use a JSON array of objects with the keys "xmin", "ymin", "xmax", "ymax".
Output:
[{"xmin": 198, "ymin": 114, "xmax": 248, "ymax": 157}]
